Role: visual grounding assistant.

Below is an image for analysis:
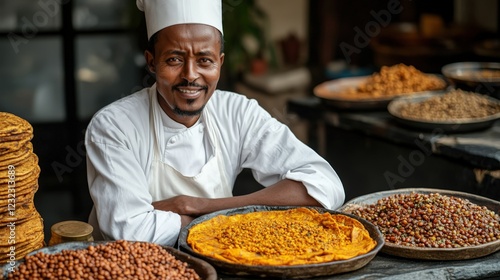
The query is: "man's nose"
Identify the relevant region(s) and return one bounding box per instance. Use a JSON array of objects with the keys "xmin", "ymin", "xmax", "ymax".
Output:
[{"xmin": 181, "ymin": 60, "xmax": 199, "ymax": 82}]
